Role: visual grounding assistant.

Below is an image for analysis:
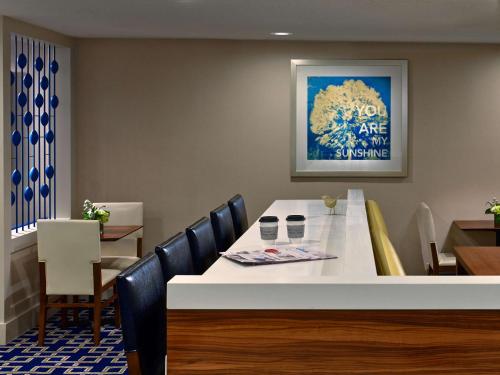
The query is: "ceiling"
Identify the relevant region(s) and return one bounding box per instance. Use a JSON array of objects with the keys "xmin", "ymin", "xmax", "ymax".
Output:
[{"xmin": 1, "ymin": 0, "xmax": 499, "ymax": 43}]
